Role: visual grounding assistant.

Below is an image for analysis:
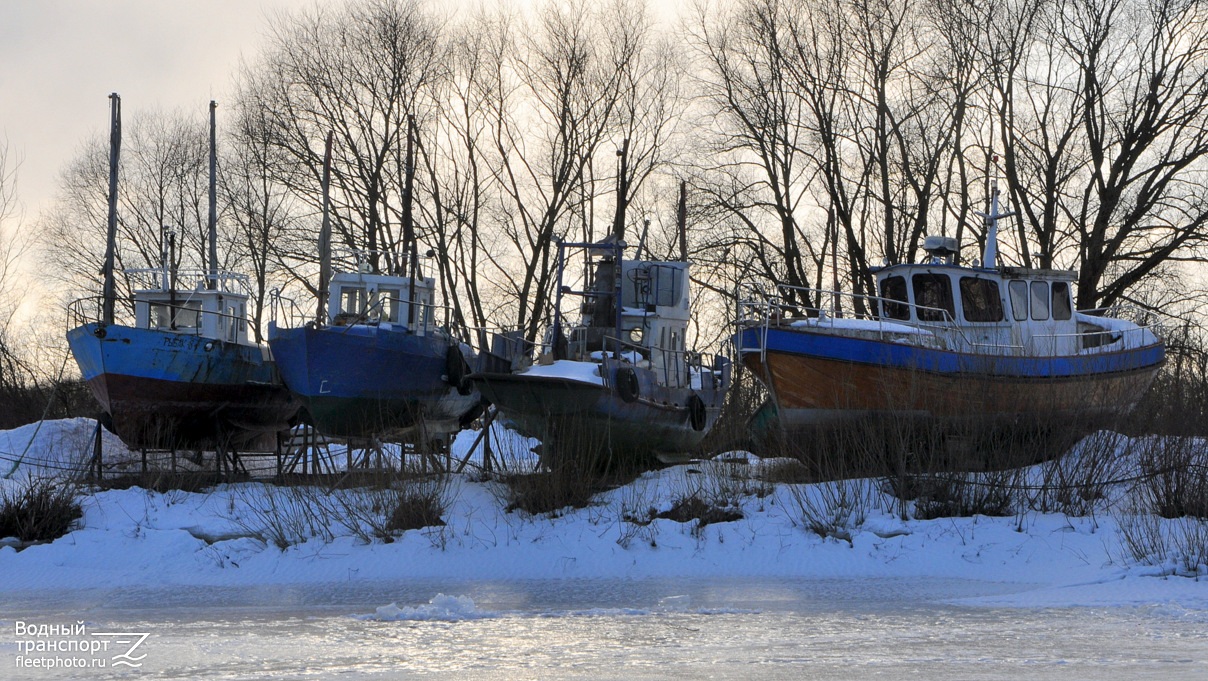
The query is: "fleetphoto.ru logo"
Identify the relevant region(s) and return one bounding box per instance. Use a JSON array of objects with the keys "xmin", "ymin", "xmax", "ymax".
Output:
[{"xmin": 13, "ymin": 621, "xmax": 150, "ymax": 670}]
